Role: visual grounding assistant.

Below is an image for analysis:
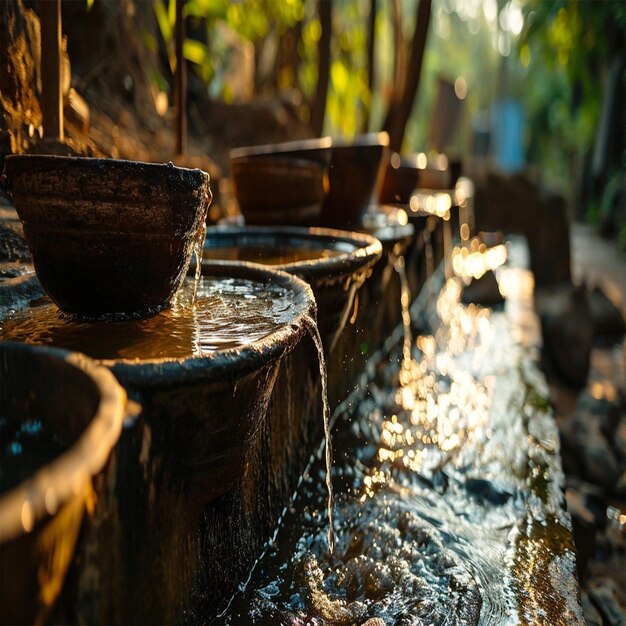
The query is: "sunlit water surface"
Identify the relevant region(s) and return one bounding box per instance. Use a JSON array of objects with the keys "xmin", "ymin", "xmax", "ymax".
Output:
[{"xmin": 0, "ymin": 276, "xmax": 296, "ymax": 360}]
